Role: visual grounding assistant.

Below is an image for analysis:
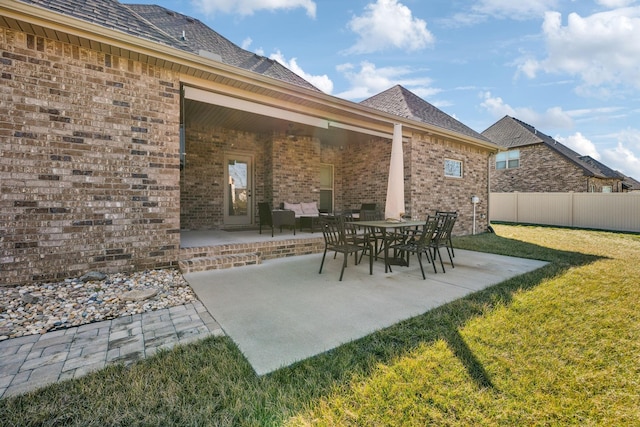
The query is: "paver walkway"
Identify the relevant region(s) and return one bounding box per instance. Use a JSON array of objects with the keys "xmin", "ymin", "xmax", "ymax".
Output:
[{"xmin": 0, "ymin": 301, "xmax": 223, "ymax": 399}]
